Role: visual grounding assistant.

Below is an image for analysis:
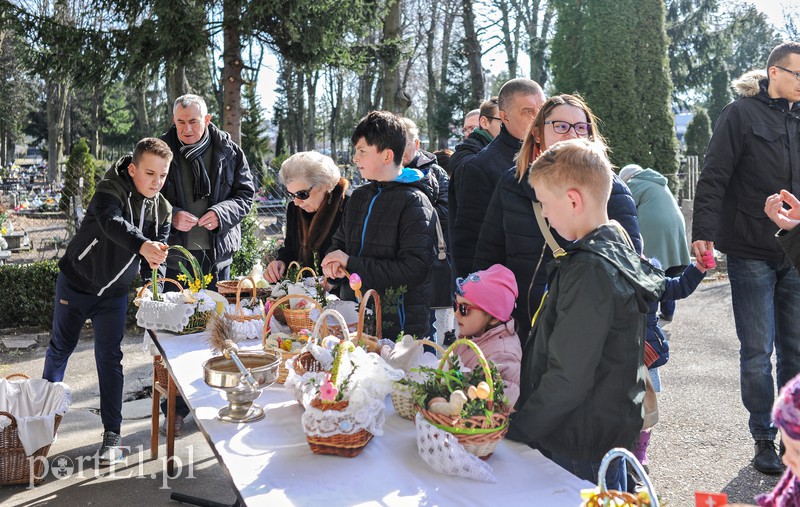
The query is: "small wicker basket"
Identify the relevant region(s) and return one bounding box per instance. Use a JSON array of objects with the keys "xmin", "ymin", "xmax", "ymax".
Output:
[
  {"xmin": 263, "ymin": 294, "xmax": 325, "ymax": 383},
  {"xmin": 415, "ymin": 339, "xmax": 510, "ymax": 460},
  {"xmin": 581, "ymin": 448, "xmax": 660, "ymax": 507},
  {"xmin": 391, "ymin": 340, "xmax": 448, "ymax": 420},
  {"xmin": 0, "ymin": 374, "xmax": 64, "ymax": 486},
  {"xmin": 304, "ymin": 398, "xmax": 373, "ymax": 457},
  {"xmin": 224, "ymin": 276, "xmax": 265, "ymax": 324}
]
